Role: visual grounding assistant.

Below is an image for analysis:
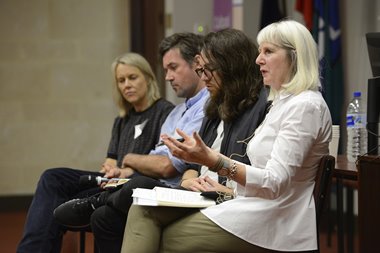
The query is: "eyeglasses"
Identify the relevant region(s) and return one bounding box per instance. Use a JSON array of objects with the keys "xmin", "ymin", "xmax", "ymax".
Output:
[{"xmin": 195, "ymin": 66, "xmax": 218, "ymax": 80}]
